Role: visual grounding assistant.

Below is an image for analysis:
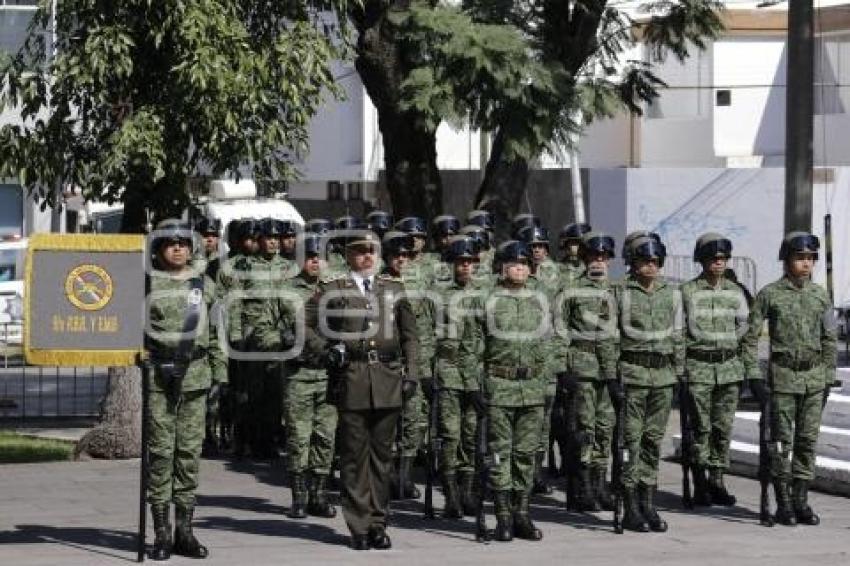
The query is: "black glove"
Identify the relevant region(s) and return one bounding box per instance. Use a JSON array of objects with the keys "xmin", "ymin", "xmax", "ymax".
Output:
[
  {"xmin": 326, "ymin": 343, "xmax": 348, "ymax": 370},
  {"xmin": 557, "ymin": 371, "xmax": 578, "ymax": 394},
  {"xmin": 466, "ymin": 390, "xmax": 487, "ymax": 414},
  {"xmin": 280, "ymin": 328, "xmax": 296, "ymax": 350},
  {"xmin": 402, "ymin": 379, "xmax": 418, "ymax": 402},
  {"xmin": 606, "ymin": 379, "xmax": 625, "ymax": 406},
  {"xmin": 749, "ymin": 379, "xmax": 771, "ymax": 405}
]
